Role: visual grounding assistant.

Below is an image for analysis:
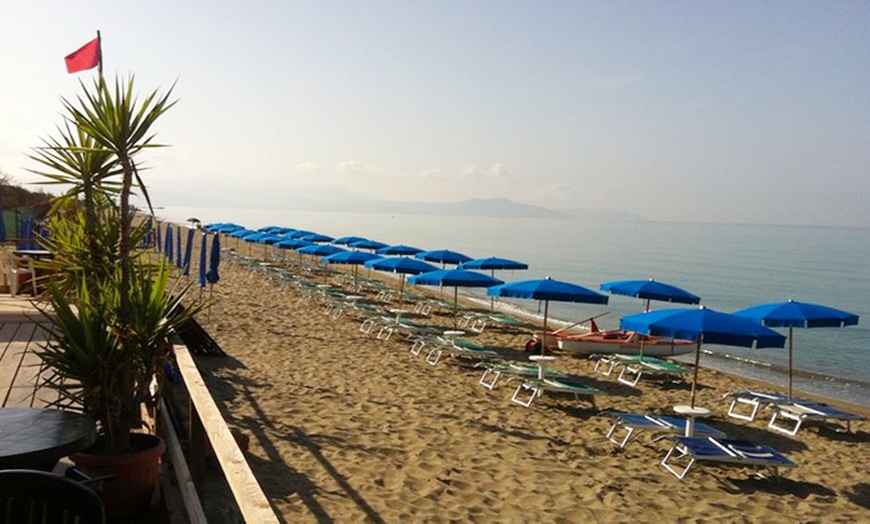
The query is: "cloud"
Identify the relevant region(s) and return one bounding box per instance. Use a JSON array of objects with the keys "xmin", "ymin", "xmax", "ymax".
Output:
[
  {"xmin": 292, "ymin": 161, "xmax": 323, "ymax": 173},
  {"xmin": 460, "ymin": 163, "xmax": 512, "ymax": 183},
  {"xmin": 335, "ymin": 160, "xmax": 388, "ymax": 176}
]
